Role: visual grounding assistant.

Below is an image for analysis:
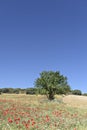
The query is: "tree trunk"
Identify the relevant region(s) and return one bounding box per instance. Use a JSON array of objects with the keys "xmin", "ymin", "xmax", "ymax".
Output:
[{"xmin": 48, "ymin": 92, "xmax": 55, "ymax": 100}]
